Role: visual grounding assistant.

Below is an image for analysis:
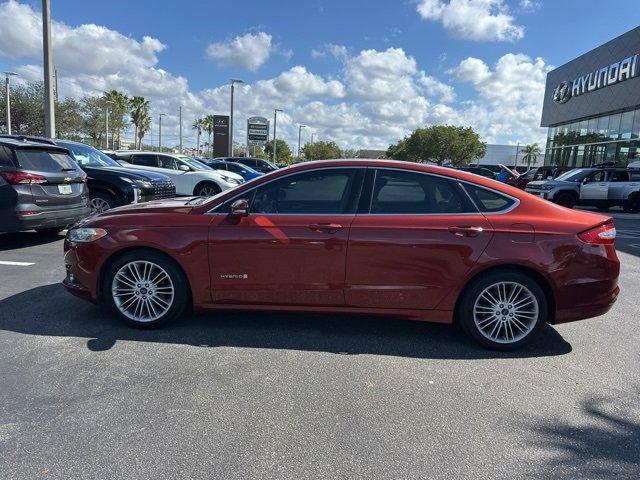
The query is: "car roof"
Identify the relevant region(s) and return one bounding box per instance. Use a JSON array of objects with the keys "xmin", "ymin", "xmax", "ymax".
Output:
[{"xmin": 0, "ymin": 135, "xmax": 68, "ymax": 152}]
